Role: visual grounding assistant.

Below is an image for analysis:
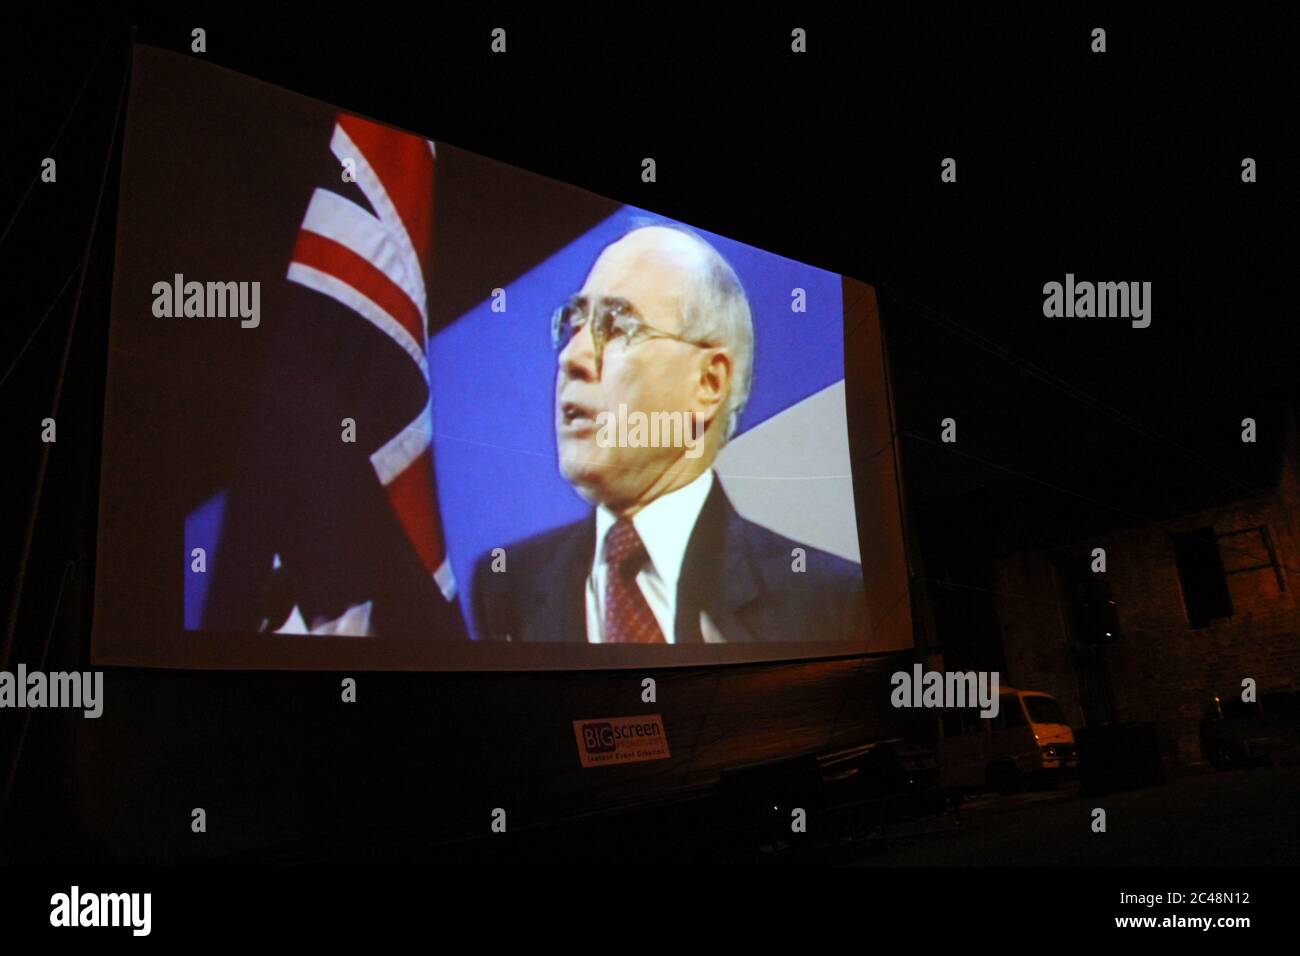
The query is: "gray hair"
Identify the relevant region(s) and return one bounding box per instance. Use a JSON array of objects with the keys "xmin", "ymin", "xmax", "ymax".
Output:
[{"xmin": 624, "ymin": 219, "xmax": 754, "ymax": 441}]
